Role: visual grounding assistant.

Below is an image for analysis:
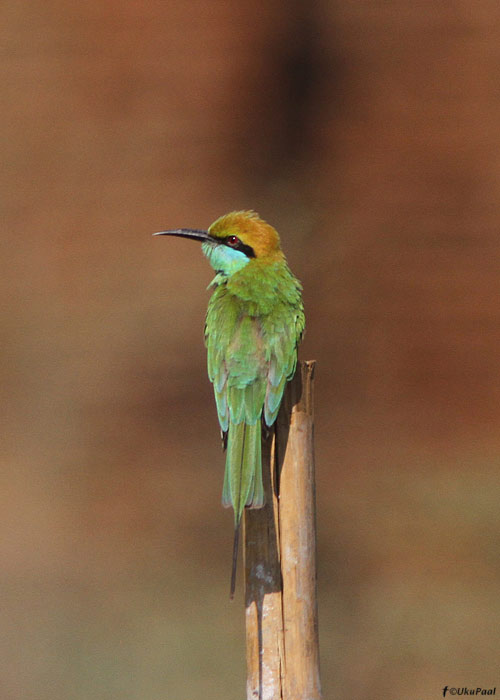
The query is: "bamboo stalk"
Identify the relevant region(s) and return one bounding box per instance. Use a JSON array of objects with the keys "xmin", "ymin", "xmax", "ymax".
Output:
[{"xmin": 244, "ymin": 360, "xmax": 321, "ymax": 700}]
